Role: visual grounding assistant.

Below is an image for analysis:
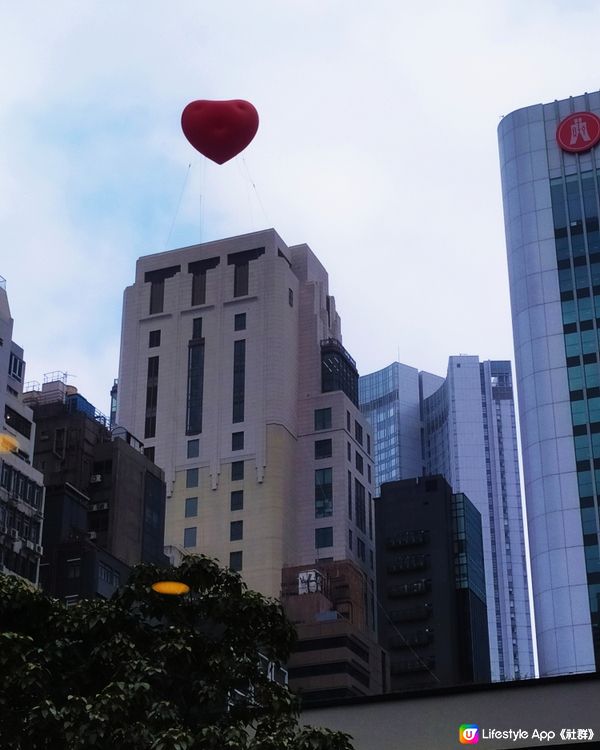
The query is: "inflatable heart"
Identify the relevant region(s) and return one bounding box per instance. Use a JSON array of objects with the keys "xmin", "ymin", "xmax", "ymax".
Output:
[{"xmin": 181, "ymin": 100, "xmax": 259, "ymax": 164}]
